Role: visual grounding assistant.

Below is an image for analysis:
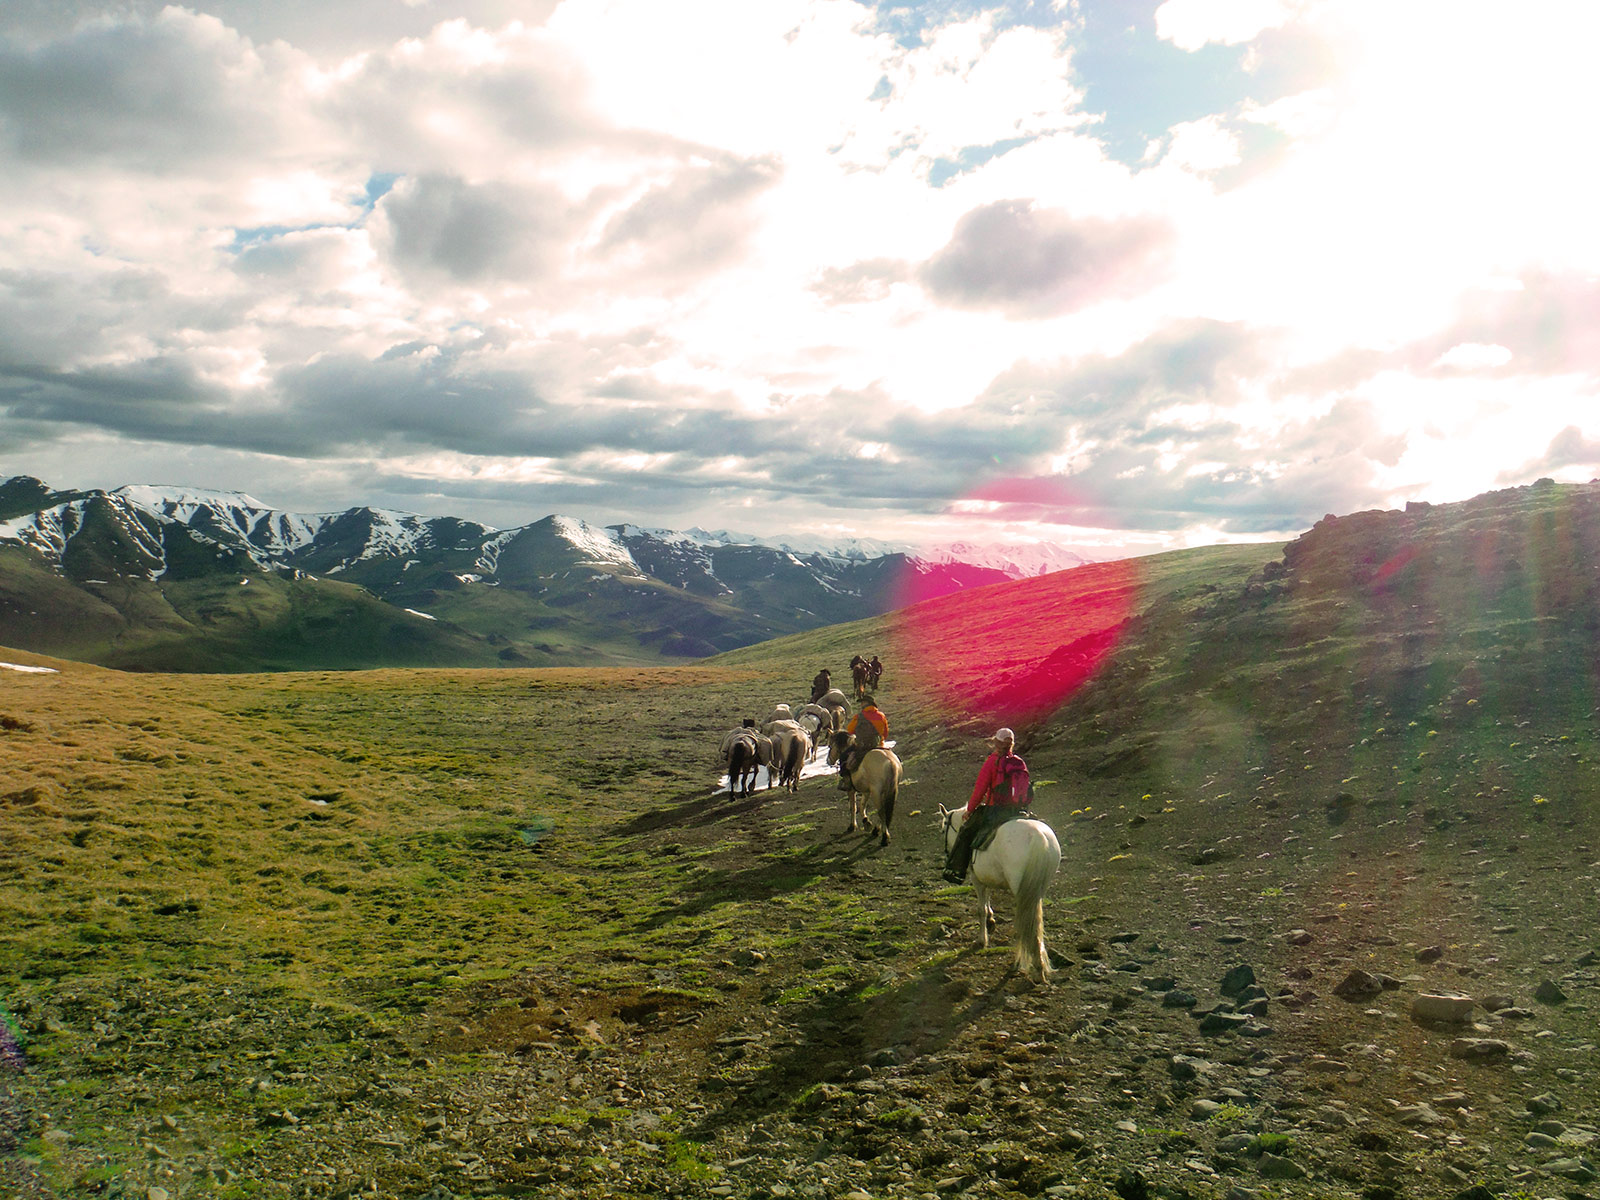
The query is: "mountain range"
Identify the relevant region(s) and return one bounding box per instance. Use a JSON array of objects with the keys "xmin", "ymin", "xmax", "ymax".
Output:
[{"xmin": 0, "ymin": 477, "xmax": 1090, "ymax": 671}]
